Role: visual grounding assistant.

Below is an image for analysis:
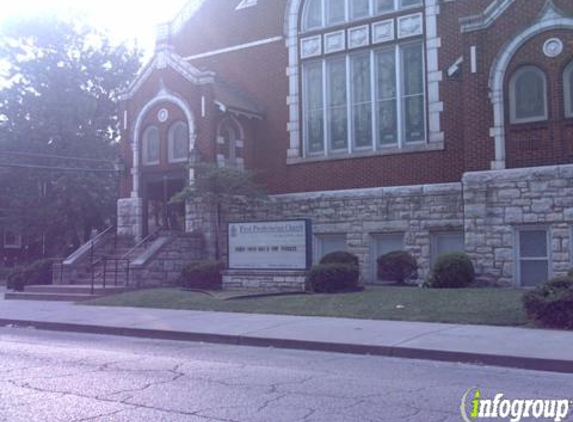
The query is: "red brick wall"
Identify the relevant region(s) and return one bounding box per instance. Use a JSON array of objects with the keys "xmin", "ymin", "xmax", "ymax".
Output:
[{"xmin": 120, "ymin": 0, "xmax": 573, "ymax": 198}]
